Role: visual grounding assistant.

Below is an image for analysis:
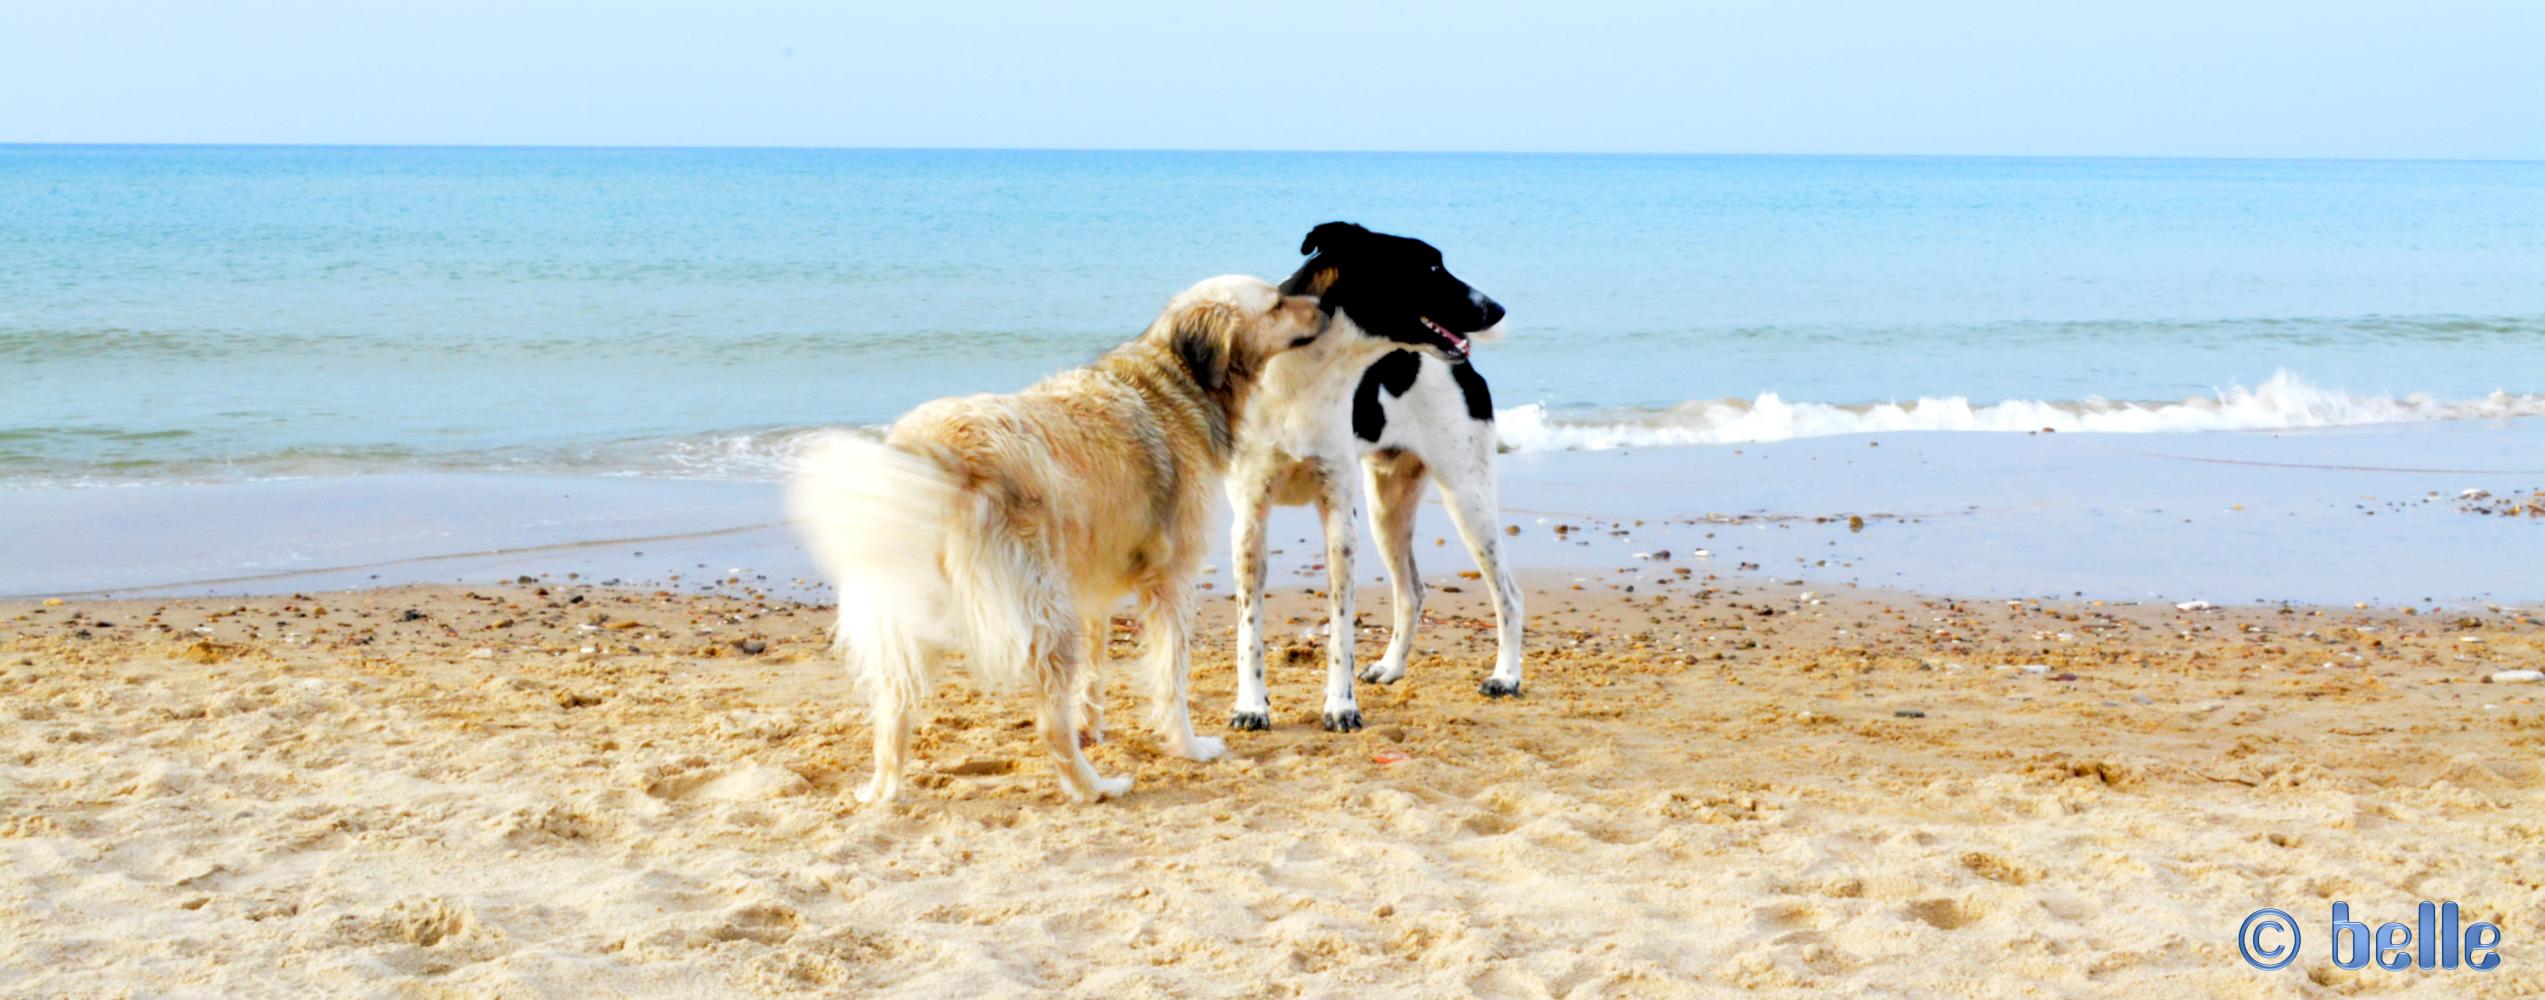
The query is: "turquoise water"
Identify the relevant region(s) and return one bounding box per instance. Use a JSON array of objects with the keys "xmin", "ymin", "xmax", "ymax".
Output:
[{"xmin": 6, "ymin": 145, "xmax": 2544, "ymax": 484}]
